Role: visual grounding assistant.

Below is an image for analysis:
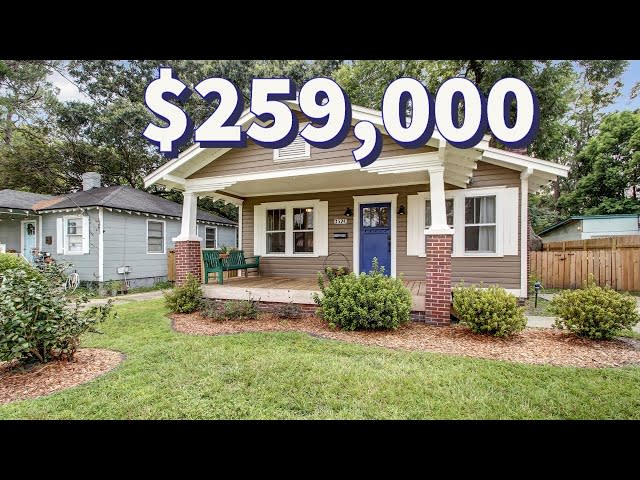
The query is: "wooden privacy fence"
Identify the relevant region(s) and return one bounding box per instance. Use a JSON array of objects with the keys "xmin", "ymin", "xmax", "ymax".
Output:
[
  {"xmin": 167, "ymin": 249, "xmax": 176, "ymax": 282},
  {"xmin": 531, "ymin": 236, "xmax": 640, "ymax": 291}
]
